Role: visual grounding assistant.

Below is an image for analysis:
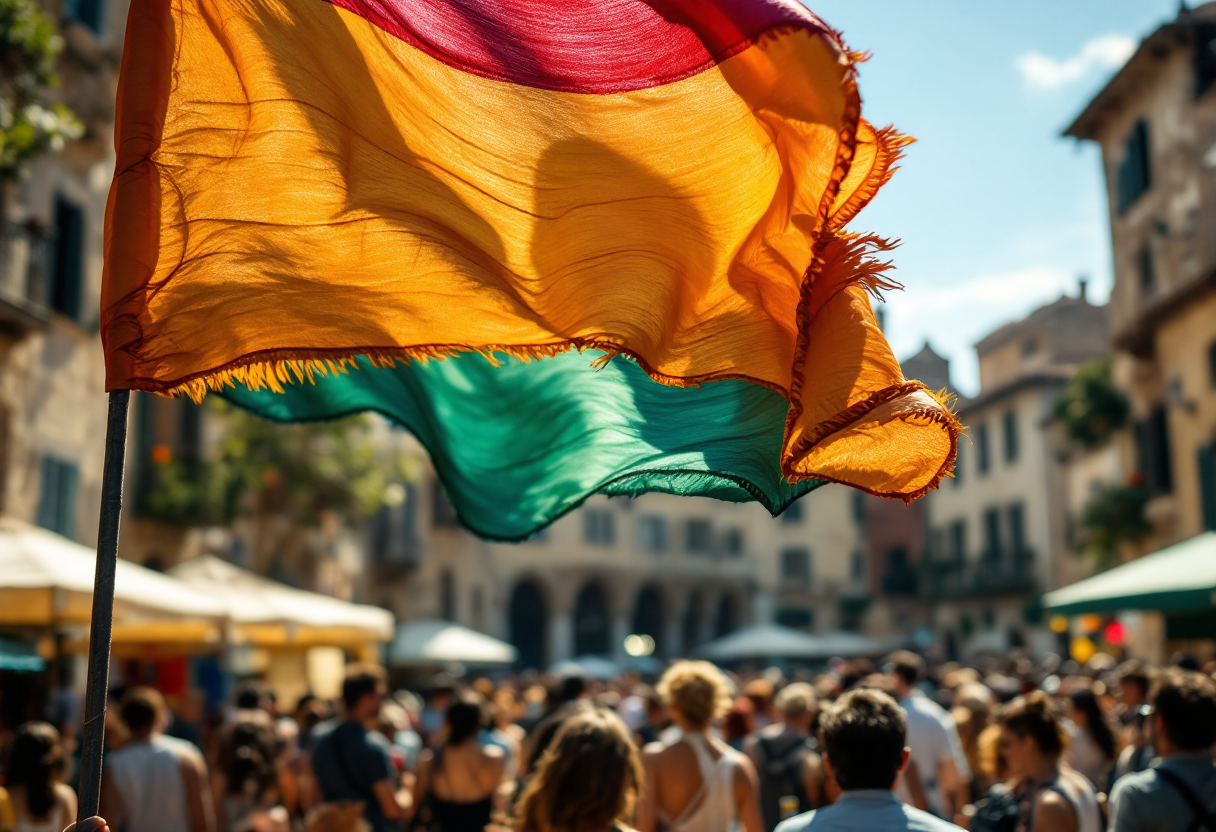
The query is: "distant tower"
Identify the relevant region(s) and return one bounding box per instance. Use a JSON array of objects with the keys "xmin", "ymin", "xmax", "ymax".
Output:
[{"xmin": 901, "ymin": 342, "xmax": 952, "ymax": 393}]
